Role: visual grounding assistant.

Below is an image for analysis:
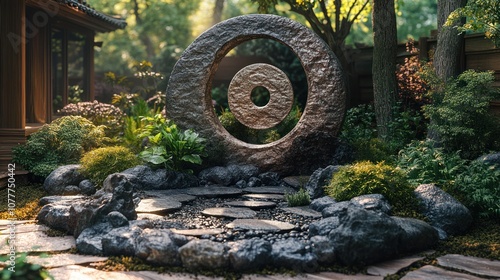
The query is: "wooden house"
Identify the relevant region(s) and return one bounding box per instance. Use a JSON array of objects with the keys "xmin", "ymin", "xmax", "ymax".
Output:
[{"xmin": 0, "ymin": 0, "xmax": 126, "ymax": 169}]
